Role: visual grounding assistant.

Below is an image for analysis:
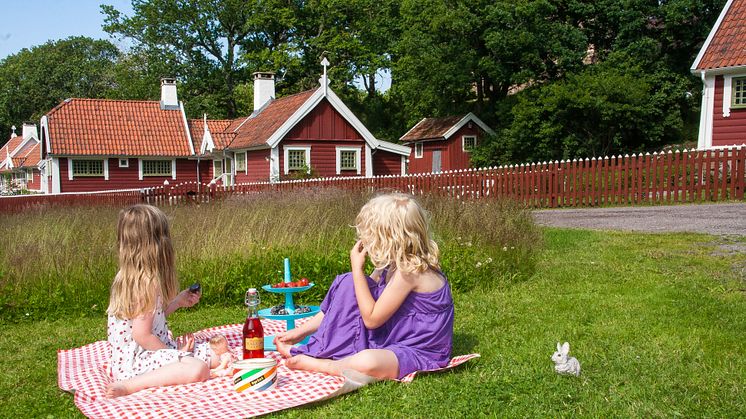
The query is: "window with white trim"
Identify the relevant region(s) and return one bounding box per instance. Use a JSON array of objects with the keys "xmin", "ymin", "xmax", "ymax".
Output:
[
  {"xmin": 213, "ymin": 159, "xmax": 223, "ymax": 178},
  {"xmin": 733, "ymin": 77, "xmax": 746, "ymax": 108},
  {"xmin": 142, "ymin": 160, "xmax": 172, "ymax": 176},
  {"xmin": 287, "ymin": 149, "xmax": 307, "ymax": 170},
  {"xmin": 72, "ymin": 160, "xmax": 104, "ymax": 177},
  {"xmin": 415, "ymin": 142, "xmax": 423, "ymax": 158},
  {"xmin": 335, "ymin": 146, "xmax": 361, "ymax": 174},
  {"xmin": 462, "ymin": 135, "xmax": 476, "ymax": 152},
  {"xmin": 26, "ymin": 170, "xmax": 32, "ymax": 182},
  {"xmin": 118, "ymin": 158, "xmax": 129, "ymax": 168},
  {"xmin": 235, "ymin": 152, "xmax": 247, "ymax": 172}
]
